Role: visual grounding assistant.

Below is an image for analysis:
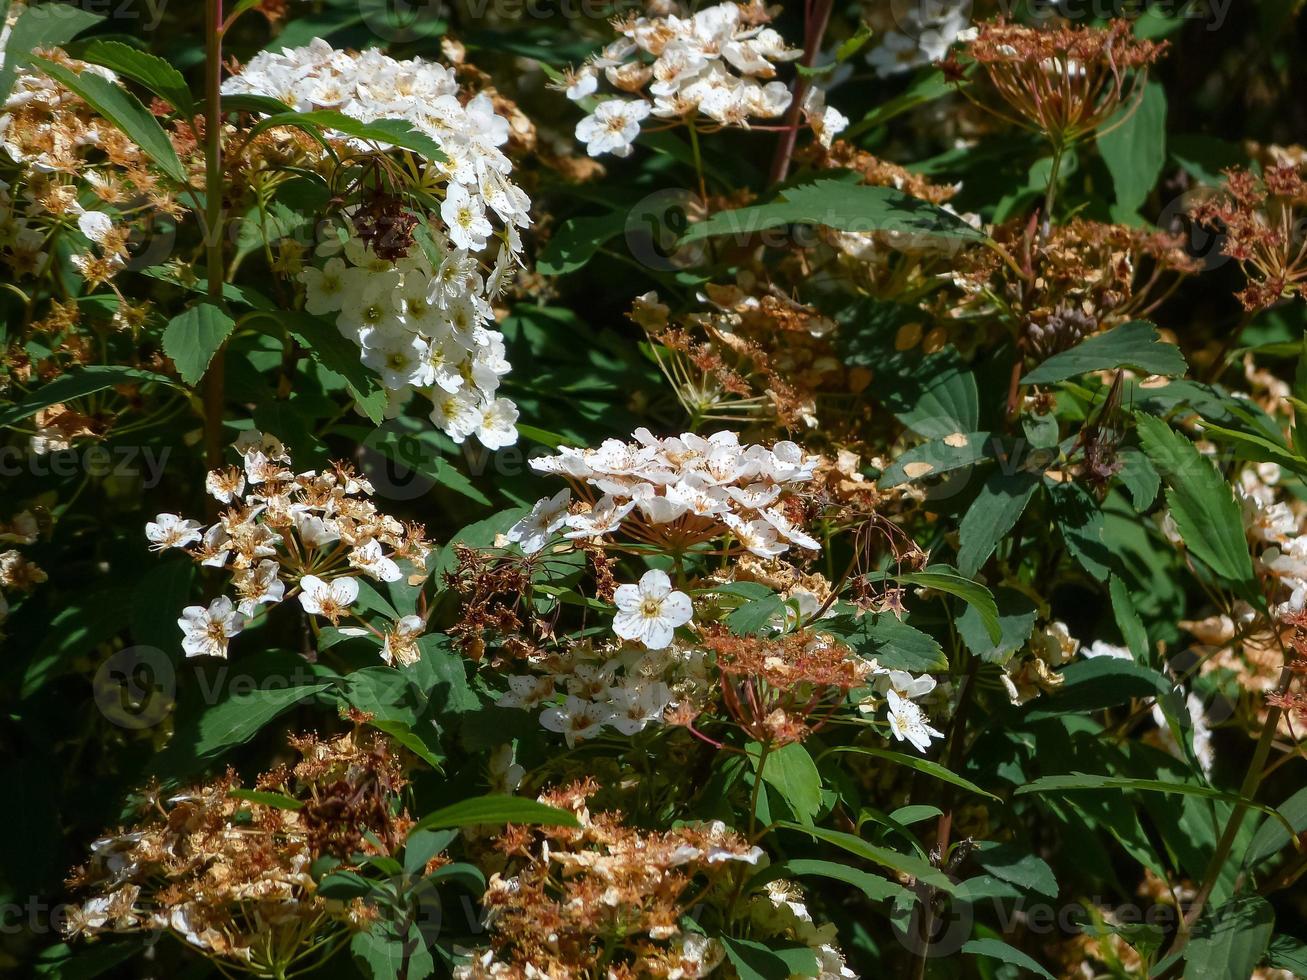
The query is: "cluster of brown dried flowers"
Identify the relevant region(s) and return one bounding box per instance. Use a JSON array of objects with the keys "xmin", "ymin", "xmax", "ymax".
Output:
[
  {"xmin": 459, "ymin": 779, "xmax": 765, "ymax": 979},
  {"xmin": 697, "ymin": 624, "xmax": 871, "ymax": 746},
  {"xmin": 947, "ymin": 19, "xmax": 1167, "ymax": 145},
  {"xmin": 0, "ymin": 507, "xmax": 46, "ymax": 624},
  {"xmin": 63, "ymin": 728, "xmax": 412, "ymax": 977},
  {"xmin": 944, "ymin": 216, "xmax": 1200, "ymax": 357},
  {"xmin": 1190, "ymin": 162, "xmax": 1307, "ymax": 311}
]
